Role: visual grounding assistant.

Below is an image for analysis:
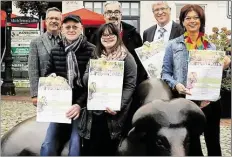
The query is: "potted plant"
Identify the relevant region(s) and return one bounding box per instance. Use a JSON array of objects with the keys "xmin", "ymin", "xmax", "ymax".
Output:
[{"xmin": 207, "ymin": 27, "xmax": 231, "ymax": 118}]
